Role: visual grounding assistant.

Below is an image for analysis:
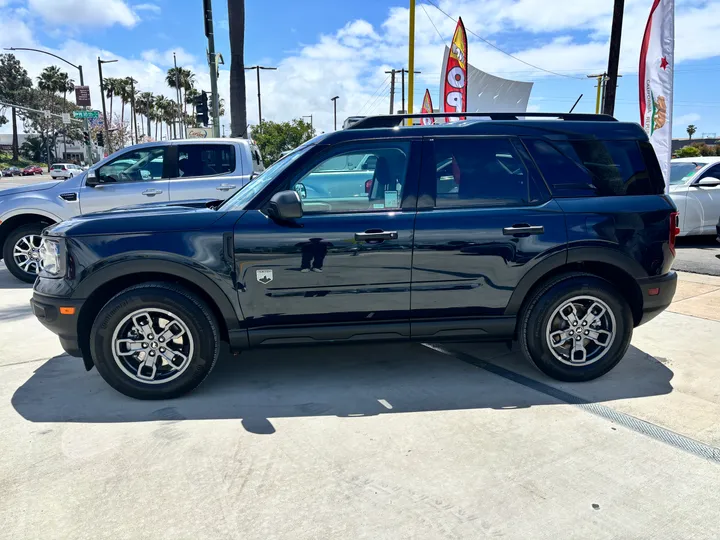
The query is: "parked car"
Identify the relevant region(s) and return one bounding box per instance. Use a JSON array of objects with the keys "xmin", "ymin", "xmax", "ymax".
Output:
[
  {"xmin": 0, "ymin": 138, "xmax": 265, "ymax": 282},
  {"xmin": 2, "ymin": 167, "xmax": 21, "ymax": 177},
  {"xmin": 669, "ymin": 157, "xmax": 720, "ymax": 236},
  {"xmin": 31, "ymin": 112, "xmax": 678, "ymax": 400},
  {"xmin": 22, "ymin": 165, "xmax": 44, "ymax": 176}
]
